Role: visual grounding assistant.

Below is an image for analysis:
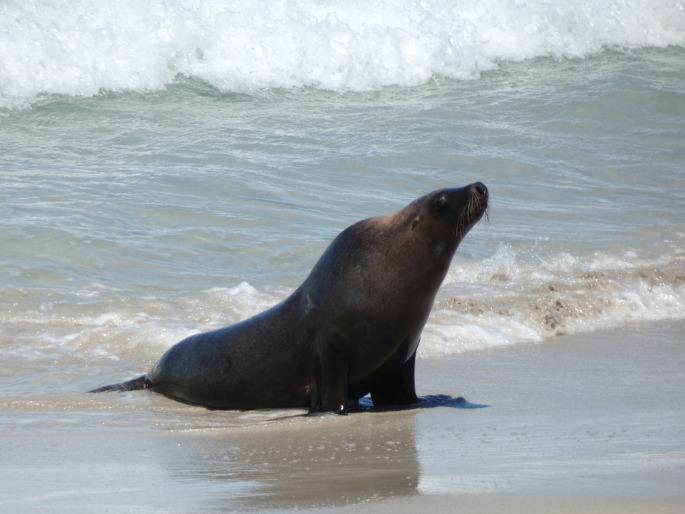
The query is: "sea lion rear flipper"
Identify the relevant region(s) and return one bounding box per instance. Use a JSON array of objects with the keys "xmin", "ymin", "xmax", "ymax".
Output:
[{"xmin": 89, "ymin": 374, "xmax": 151, "ymax": 393}]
